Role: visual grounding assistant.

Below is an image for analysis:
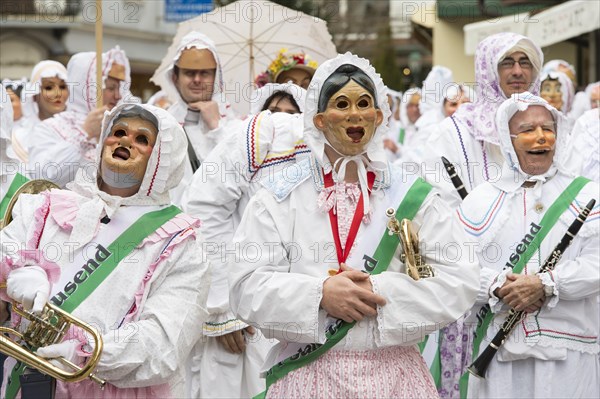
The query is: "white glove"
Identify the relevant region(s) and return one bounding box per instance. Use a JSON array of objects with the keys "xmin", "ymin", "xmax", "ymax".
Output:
[
  {"xmin": 36, "ymin": 340, "xmax": 81, "ymax": 372},
  {"xmin": 6, "ymin": 266, "xmax": 50, "ymax": 314}
]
